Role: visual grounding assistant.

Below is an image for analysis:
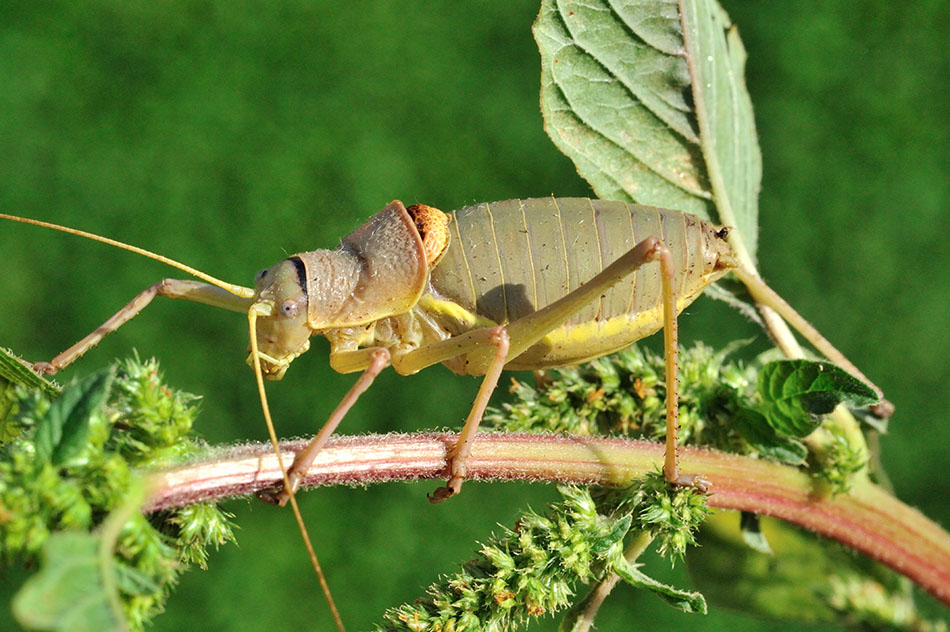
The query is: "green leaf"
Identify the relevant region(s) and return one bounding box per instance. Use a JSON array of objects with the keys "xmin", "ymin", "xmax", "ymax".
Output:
[
  {"xmin": 757, "ymin": 360, "xmax": 879, "ymax": 437},
  {"xmin": 113, "ymin": 563, "xmax": 161, "ymax": 597},
  {"xmin": 534, "ymin": 0, "xmax": 761, "ymax": 257},
  {"xmin": 0, "ymin": 347, "xmax": 60, "ymax": 397},
  {"xmin": 680, "ymin": 0, "xmax": 761, "ymax": 256},
  {"xmin": 12, "ymin": 532, "xmax": 125, "ymax": 632},
  {"xmin": 35, "ymin": 369, "xmax": 113, "ymax": 465},
  {"xmin": 0, "ymin": 348, "xmax": 61, "ymax": 440},
  {"xmin": 731, "ymin": 407, "xmax": 808, "ymax": 464},
  {"xmin": 611, "ymin": 554, "xmax": 707, "ymax": 613},
  {"xmin": 534, "ymin": 0, "xmax": 713, "ymax": 215},
  {"xmin": 591, "ymin": 514, "xmax": 632, "ymax": 554}
]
